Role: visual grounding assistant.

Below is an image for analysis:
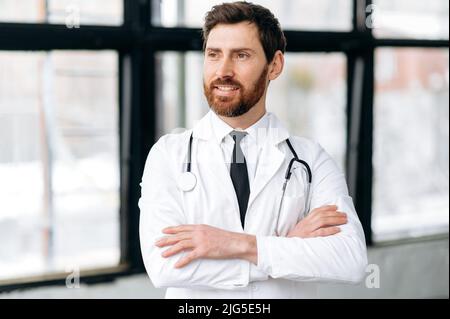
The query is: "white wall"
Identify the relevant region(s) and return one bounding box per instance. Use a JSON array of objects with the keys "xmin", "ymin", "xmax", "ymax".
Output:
[{"xmin": 1, "ymin": 237, "xmax": 448, "ymax": 299}]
